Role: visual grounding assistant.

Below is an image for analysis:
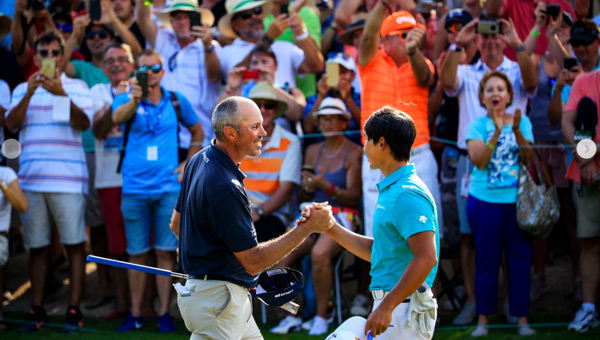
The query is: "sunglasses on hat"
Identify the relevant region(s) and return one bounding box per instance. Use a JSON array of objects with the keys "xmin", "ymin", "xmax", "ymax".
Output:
[
  {"xmin": 234, "ymin": 6, "xmax": 262, "ymax": 21},
  {"xmin": 570, "ymin": 39, "xmax": 595, "ymax": 47},
  {"xmin": 445, "ymin": 22, "xmax": 463, "ymax": 34},
  {"xmin": 137, "ymin": 64, "xmax": 163, "ymax": 74},
  {"xmin": 86, "ymin": 30, "xmax": 110, "ymax": 39},
  {"xmin": 55, "ymin": 22, "xmax": 73, "ymax": 33}
]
